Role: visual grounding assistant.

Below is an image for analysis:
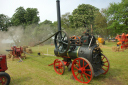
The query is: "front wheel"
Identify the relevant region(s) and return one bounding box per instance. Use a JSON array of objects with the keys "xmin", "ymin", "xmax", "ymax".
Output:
[
  {"xmin": 0, "ymin": 72, "xmax": 11, "ymax": 85},
  {"xmin": 54, "ymin": 59, "xmax": 65, "ymax": 75}
]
